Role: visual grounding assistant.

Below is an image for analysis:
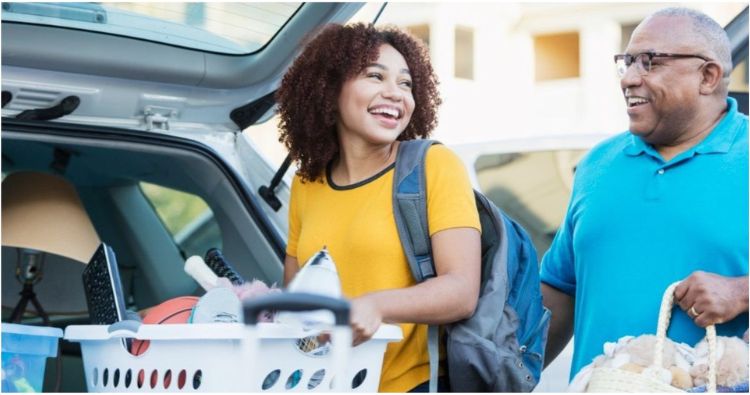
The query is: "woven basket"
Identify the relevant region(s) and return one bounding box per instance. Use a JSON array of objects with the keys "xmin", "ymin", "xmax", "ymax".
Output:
[{"xmin": 587, "ymin": 281, "xmax": 717, "ymax": 393}]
